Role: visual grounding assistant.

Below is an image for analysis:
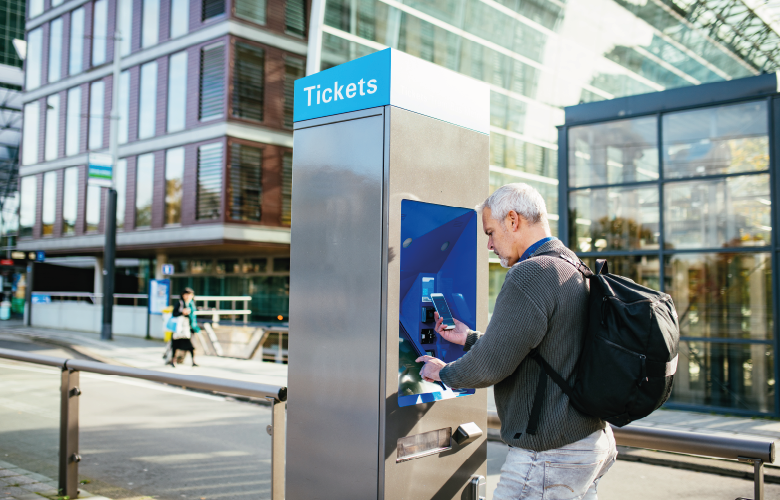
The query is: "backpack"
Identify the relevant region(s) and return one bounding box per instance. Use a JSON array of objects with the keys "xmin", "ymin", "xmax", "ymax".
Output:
[{"xmin": 525, "ymin": 256, "xmax": 680, "ymax": 434}]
